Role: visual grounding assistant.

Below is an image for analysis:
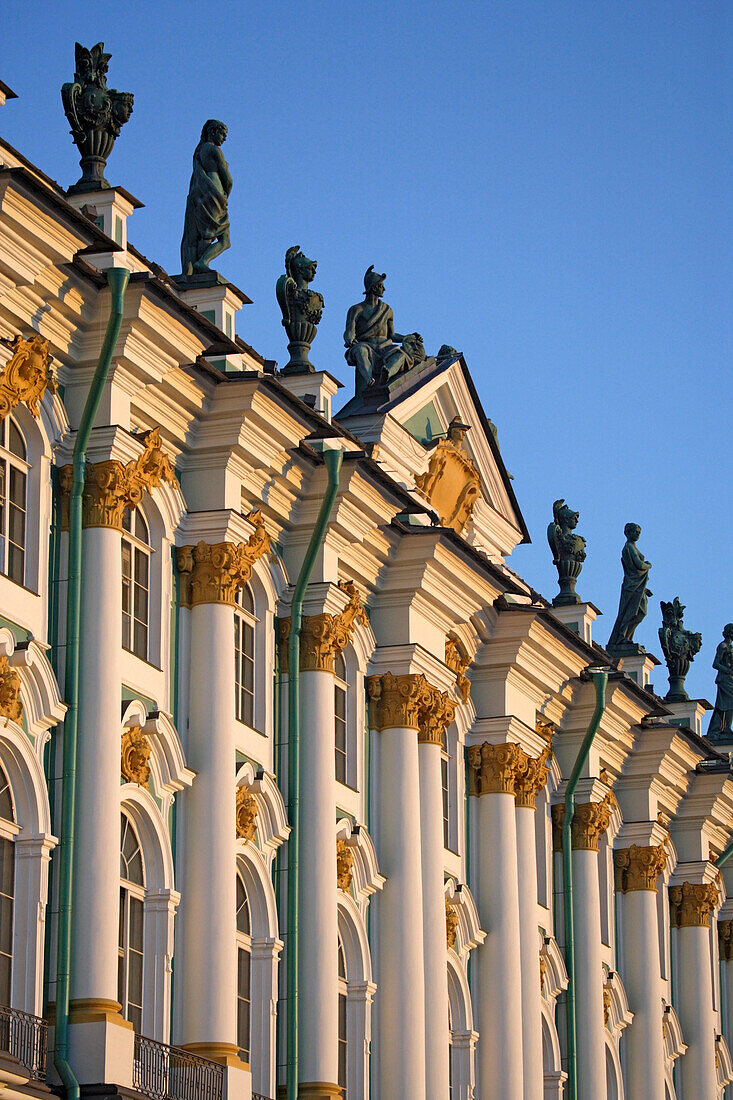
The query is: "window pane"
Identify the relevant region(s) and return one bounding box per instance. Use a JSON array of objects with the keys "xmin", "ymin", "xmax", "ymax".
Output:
[
  {"xmin": 7, "ymin": 543, "xmax": 24, "ymax": 586},
  {"xmin": 0, "ymin": 836, "xmax": 14, "ymax": 902},
  {"xmin": 129, "ymin": 897, "xmax": 144, "ymax": 950},
  {"xmin": 122, "ymin": 510, "xmax": 132, "ymax": 533},
  {"xmin": 0, "ymin": 768, "xmax": 13, "ymax": 821},
  {"xmin": 129, "ymin": 947, "xmax": 143, "ymax": 1003},
  {"xmin": 7, "ymin": 421, "xmax": 25, "ymax": 460},
  {"xmin": 0, "ymin": 891, "xmax": 13, "ymax": 954},
  {"xmin": 134, "ymin": 510, "xmax": 149, "ymax": 543},
  {"xmin": 133, "ymin": 620, "xmax": 148, "ymax": 661},
  {"xmin": 134, "ymin": 548, "xmax": 148, "ymax": 587},
  {"xmin": 0, "ymin": 954, "xmax": 11, "ymax": 1007}
]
